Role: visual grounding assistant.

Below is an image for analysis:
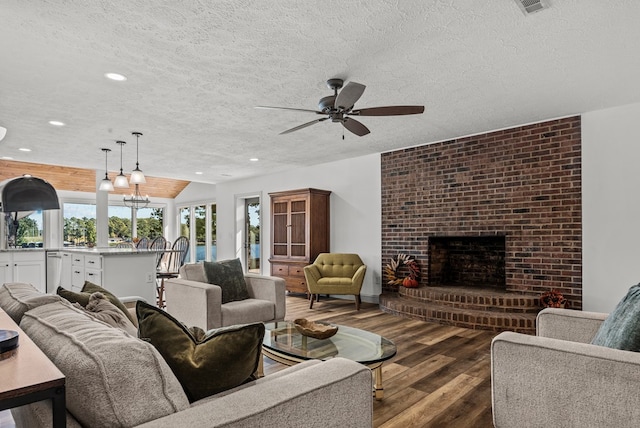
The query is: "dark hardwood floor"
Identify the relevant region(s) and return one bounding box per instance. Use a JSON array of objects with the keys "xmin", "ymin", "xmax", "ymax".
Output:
[{"xmin": 263, "ymin": 294, "xmax": 497, "ymax": 428}]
